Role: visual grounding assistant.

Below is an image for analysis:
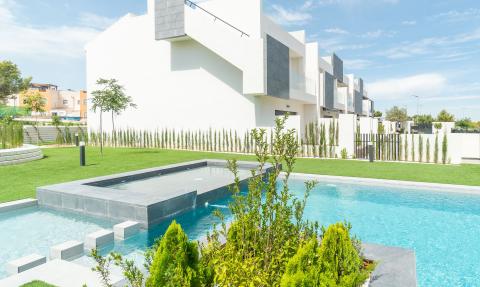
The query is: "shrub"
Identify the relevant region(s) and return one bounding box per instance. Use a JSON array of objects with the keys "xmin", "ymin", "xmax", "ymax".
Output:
[
  {"xmin": 426, "ymin": 139, "xmax": 430, "ymax": 163},
  {"xmin": 0, "ymin": 122, "xmax": 23, "ymax": 149},
  {"xmin": 418, "ymin": 136, "xmax": 423, "ymax": 163},
  {"xmin": 146, "ymin": 221, "xmax": 200, "ymax": 287},
  {"xmin": 434, "ymin": 134, "xmax": 439, "ymax": 164},
  {"xmin": 341, "ymin": 148, "xmax": 348, "ymax": 159},
  {"xmin": 318, "ymin": 223, "xmax": 367, "ymax": 285},
  {"xmin": 442, "ymin": 133, "xmax": 448, "ymax": 164},
  {"xmin": 280, "ymin": 223, "xmax": 368, "ymax": 287}
]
